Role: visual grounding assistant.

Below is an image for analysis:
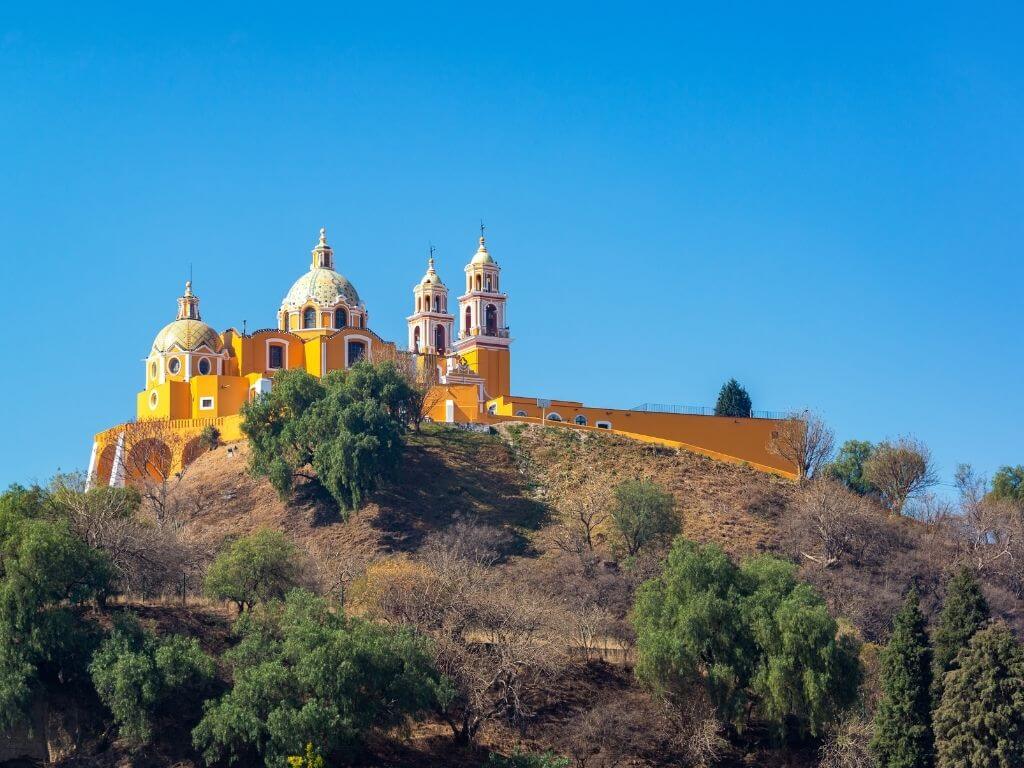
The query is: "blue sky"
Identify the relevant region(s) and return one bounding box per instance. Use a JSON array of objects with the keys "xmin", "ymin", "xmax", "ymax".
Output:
[{"xmin": 1, "ymin": 2, "xmax": 1021, "ymax": 491}]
